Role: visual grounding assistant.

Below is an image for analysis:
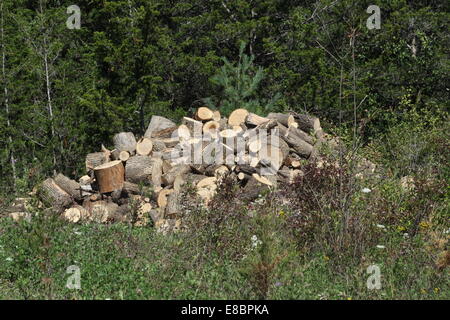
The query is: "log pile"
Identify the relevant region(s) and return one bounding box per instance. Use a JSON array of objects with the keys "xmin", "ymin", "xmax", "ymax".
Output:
[{"xmin": 25, "ymin": 107, "xmax": 338, "ymax": 233}]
